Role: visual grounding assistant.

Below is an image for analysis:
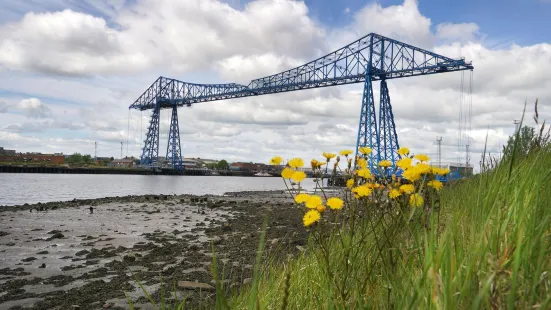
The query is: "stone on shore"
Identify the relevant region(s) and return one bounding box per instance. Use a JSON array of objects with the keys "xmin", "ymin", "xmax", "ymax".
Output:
[{"xmin": 178, "ymin": 281, "xmax": 215, "ymax": 291}]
